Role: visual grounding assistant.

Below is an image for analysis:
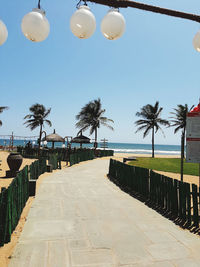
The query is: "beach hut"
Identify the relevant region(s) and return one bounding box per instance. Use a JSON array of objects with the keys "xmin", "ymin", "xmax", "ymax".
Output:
[
  {"xmin": 71, "ymin": 132, "xmax": 90, "ymax": 148},
  {"xmin": 42, "ymin": 129, "xmax": 65, "ymax": 148}
]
